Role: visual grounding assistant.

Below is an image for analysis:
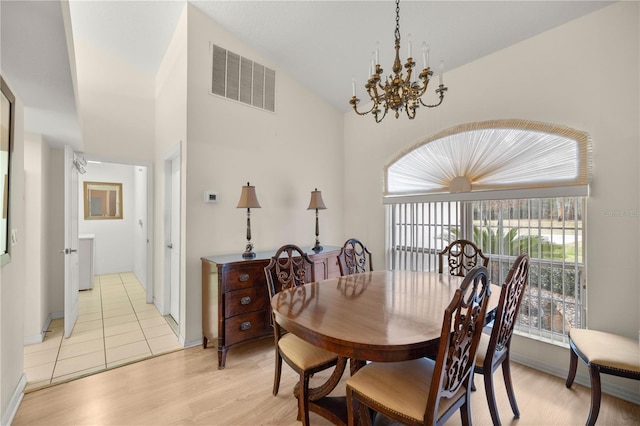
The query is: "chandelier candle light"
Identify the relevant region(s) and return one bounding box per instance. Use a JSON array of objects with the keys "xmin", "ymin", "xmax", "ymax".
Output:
[
  {"xmin": 236, "ymin": 182, "xmax": 261, "ymax": 259},
  {"xmin": 307, "ymin": 188, "xmax": 327, "ymax": 253},
  {"xmin": 349, "ymin": 0, "xmax": 448, "ymax": 123}
]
